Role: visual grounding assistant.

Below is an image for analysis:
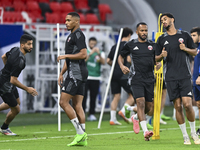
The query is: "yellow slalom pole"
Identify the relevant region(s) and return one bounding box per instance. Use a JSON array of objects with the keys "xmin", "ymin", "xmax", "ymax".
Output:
[{"xmin": 152, "ymin": 13, "xmax": 164, "ymax": 140}]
